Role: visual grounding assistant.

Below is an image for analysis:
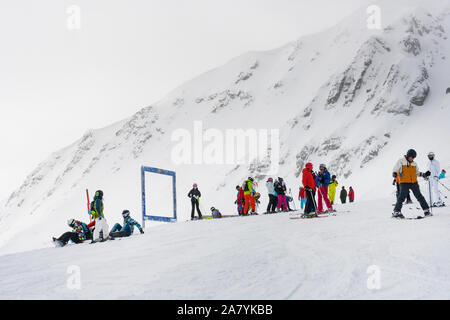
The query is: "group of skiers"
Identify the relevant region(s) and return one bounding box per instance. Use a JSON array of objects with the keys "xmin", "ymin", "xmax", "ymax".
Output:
[
  {"xmin": 53, "ymin": 190, "xmax": 144, "ymax": 247},
  {"xmin": 391, "ymin": 149, "xmax": 446, "ymax": 219}
]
